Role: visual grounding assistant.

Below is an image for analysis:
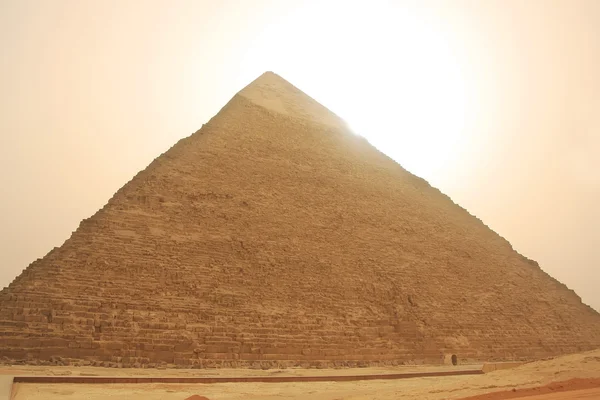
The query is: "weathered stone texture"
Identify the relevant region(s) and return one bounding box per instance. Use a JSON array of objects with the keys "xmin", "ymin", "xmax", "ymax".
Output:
[{"xmin": 1, "ymin": 72, "xmax": 599, "ymax": 368}]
